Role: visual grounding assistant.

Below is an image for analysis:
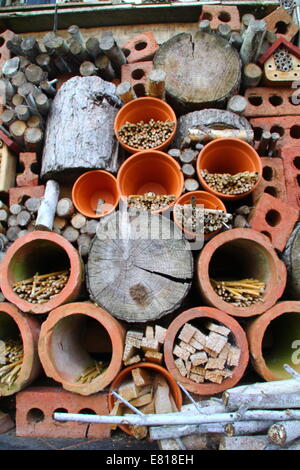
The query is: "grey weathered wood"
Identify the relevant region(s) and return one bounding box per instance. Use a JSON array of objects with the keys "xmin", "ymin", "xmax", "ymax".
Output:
[
  {"xmin": 153, "ymin": 32, "xmax": 241, "ymax": 113},
  {"xmin": 40, "ymin": 79, "xmax": 57, "ymax": 97},
  {"xmin": 35, "ymin": 180, "xmax": 60, "ymax": 231},
  {"xmin": 116, "ymin": 81, "xmax": 136, "ymax": 104},
  {"xmin": 146, "ymin": 69, "xmax": 166, "ymax": 100},
  {"xmin": 1, "ymin": 109, "xmax": 15, "ymax": 127},
  {"xmin": 257, "ymin": 131, "xmax": 271, "ymax": 156},
  {"xmin": 18, "ymin": 56, "xmax": 31, "ymax": 72},
  {"xmin": 9, "ymin": 120, "xmax": 26, "ymax": 146},
  {"xmin": 282, "ymin": 223, "xmax": 300, "ymax": 299},
  {"xmin": 25, "ymin": 65, "xmax": 46, "ymax": 86},
  {"xmin": 41, "ymin": 76, "xmax": 122, "ymax": 181},
  {"xmin": 2, "ymin": 57, "xmax": 20, "ymax": 78},
  {"xmin": 34, "ymin": 93, "xmax": 50, "ymax": 115},
  {"xmin": 15, "ymin": 104, "xmax": 30, "ymax": 122},
  {"xmin": 150, "ymin": 422, "xmax": 225, "ymax": 440},
  {"xmin": 71, "ymin": 213, "xmax": 86, "ymax": 230},
  {"xmin": 229, "ymin": 32, "xmax": 243, "ymax": 51},
  {"xmin": 0, "ymin": 209, "xmax": 8, "ymax": 223},
  {"xmin": 198, "ymin": 20, "xmax": 211, "ymax": 34},
  {"xmin": 219, "ymin": 436, "xmax": 269, "ymax": 450},
  {"xmin": 225, "ymin": 421, "xmax": 274, "ymax": 436},
  {"xmin": 95, "ymin": 55, "xmax": 115, "ymax": 81},
  {"xmin": 80, "ymin": 61, "xmax": 98, "ymax": 77},
  {"xmin": 182, "ymin": 163, "xmax": 195, "ymax": 178},
  {"xmin": 62, "ymin": 225, "xmax": 79, "ymax": 243},
  {"xmin": 240, "ymin": 13, "xmax": 256, "ymax": 38},
  {"xmin": 99, "ymin": 34, "xmax": 127, "ymax": 73},
  {"xmin": 184, "ymin": 178, "xmax": 199, "ymax": 192},
  {"xmin": 217, "ymin": 24, "xmax": 231, "ymax": 41},
  {"xmin": 24, "ymin": 197, "xmax": 41, "ymax": 213},
  {"xmin": 243, "ymin": 63, "xmax": 263, "ymax": 88},
  {"xmin": 78, "ymin": 234, "xmax": 92, "ymax": 257},
  {"xmin": 24, "ymin": 128, "xmax": 43, "ymax": 153},
  {"xmin": 227, "ymin": 95, "xmax": 248, "ymax": 115},
  {"xmin": 240, "ymin": 19, "xmax": 267, "ymax": 65},
  {"xmin": 6, "ymin": 226, "xmax": 21, "ymax": 242},
  {"xmin": 36, "ymin": 54, "xmax": 56, "ymax": 75},
  {"xmin": 6, "ymin": 34, "xmax": 23, "ymax": 56},
  {"xmin": 268, "ymin": 421, "xmax": 300, "ymax": 446},
  {"xmin": 68, "ymin": 25, "xmax": 84, "ymax": 45},
  {"xmin": 174, "ymin": 109, "xmax": 253, "ymax": 148},
  {"xmin": 16, "ymin": 210, "xmax": 31, "ymax": 228},
  {"xmin": 12, "ymin": 94, "xmax": 25, "ymax": 107},
  {"xmin": 21, "ymin": 36, "xmax": 41, "ymax": 61},
  {"xmin": 0, "ymin": 79, "xmax": 15, "ymax": 102},
  {"xmin": 69, "ymin": 39, "xmax": 89, "ymax": 63},
  {"xmin": 11, "ymin": 71, "xmax": 27, "ymax": 88},
  {"xmin": 9, "ymin": 203, "xmax": 22, "ymax": 215},
  {"xmin": 87, "ymin": 211, "xmax": 193, "ymax": 323},
  {"xmin": 85, "ymin": 37, "xmax": 103, "ymax": 60},
  {"xmin": 86, "ymin": 219, "xmax": 99, "ymax": 236},
  {"xmin": 56, "ymin": 198, "xmax": 75, "ymax": 218}
]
